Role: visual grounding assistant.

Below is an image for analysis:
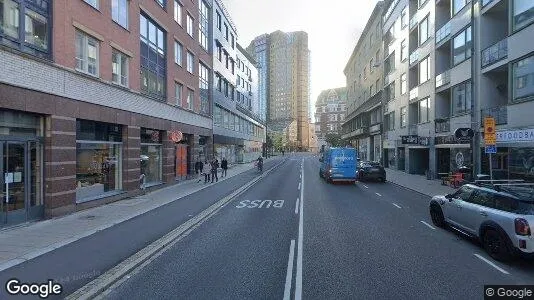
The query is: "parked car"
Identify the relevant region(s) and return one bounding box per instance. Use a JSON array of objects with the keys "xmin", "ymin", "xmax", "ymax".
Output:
[
  {"xmin": 319, "ymin": 147, "xmax": 358, "ymax": 183},
  {"xmin": 429, "ymin": 183, "xmax": 534, "ymax": 261},
  {"xmin": 357, "ymin": 161, "xmax": 386, "ymax": 182}
]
